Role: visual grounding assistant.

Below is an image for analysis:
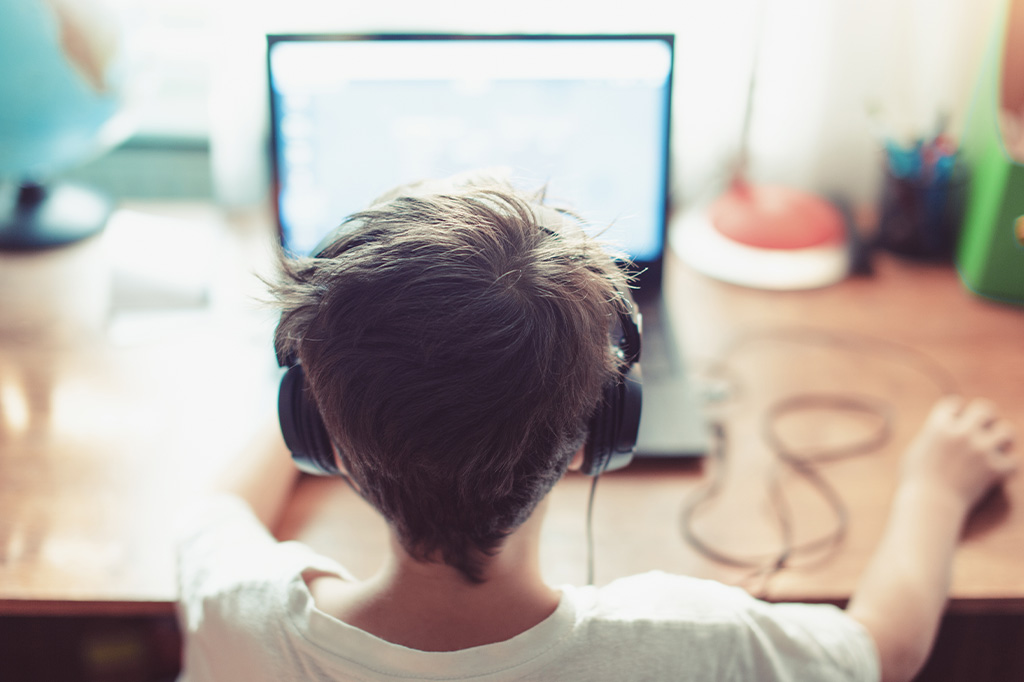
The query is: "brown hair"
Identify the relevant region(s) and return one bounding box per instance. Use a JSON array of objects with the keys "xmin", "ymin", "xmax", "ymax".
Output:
[{"xmin": 271, "ymin": 182, "xmax": 629, "ymax": 581}]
